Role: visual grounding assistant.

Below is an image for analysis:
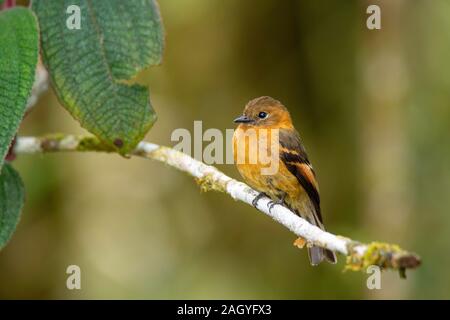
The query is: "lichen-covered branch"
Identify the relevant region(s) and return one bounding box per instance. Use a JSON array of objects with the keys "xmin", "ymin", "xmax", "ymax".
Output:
[{"xmin": 13, "ymin": 134, "xmax": 421, "ymax": 275}]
